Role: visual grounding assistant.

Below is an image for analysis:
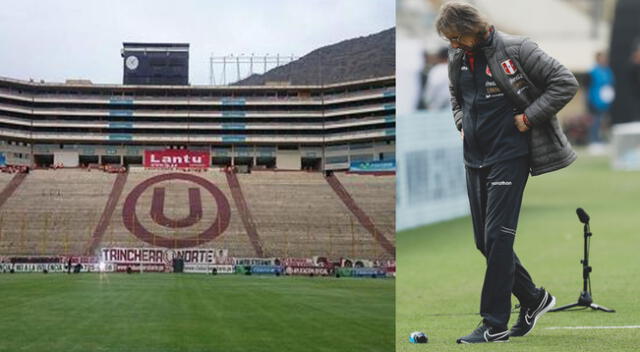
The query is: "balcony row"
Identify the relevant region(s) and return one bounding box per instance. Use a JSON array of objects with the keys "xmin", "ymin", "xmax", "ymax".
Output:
[
  {"xmin": 0, "ymin": 87, "xmax": 395, "ymax": 106},
  {"xmin": 0, "ymin": 114, "xmax": 394, "ymax": 130},
  {"xmin": 0, "ymin": 101, "xmax": 396, "ymax": 119},
  {"xmin": 0, "ymin": 127, "xmax": 396, "ymax": 143}
]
